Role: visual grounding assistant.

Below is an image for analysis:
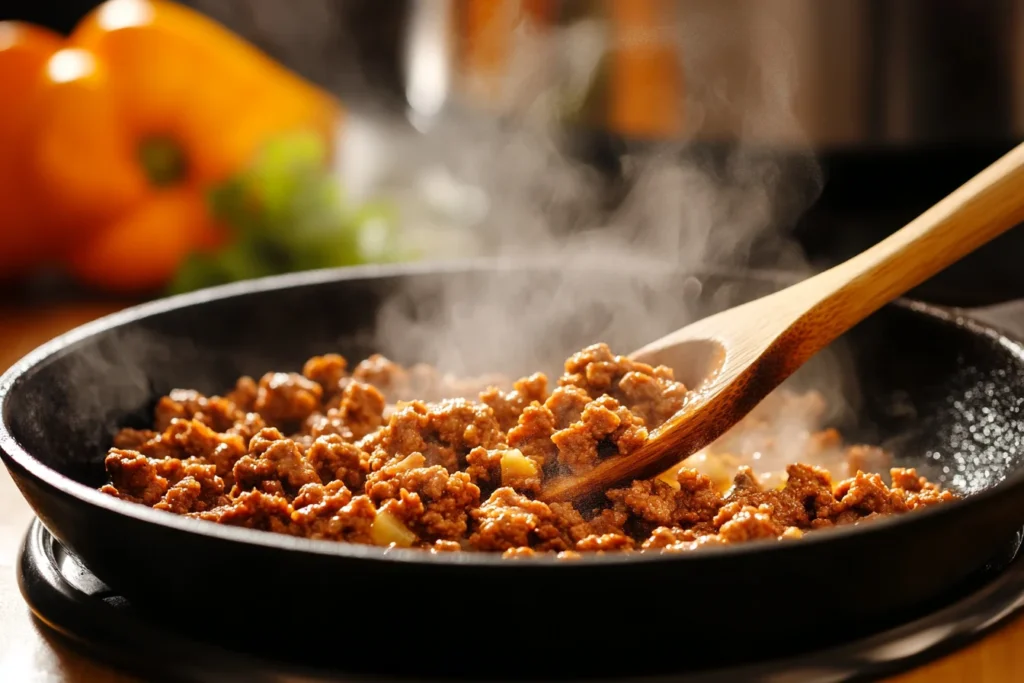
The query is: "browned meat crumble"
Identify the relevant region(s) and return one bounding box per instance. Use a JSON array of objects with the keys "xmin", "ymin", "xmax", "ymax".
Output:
[{"xmin": 99, "ymin": 343, "xmax": 956, "ymax": 556}]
